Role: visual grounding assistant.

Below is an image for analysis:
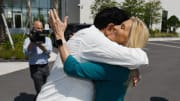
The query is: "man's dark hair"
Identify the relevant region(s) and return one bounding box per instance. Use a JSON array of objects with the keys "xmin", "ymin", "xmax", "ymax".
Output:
[{"xmin": 94, "ymin": 7, "xmax": 129, "ymax": 30}]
